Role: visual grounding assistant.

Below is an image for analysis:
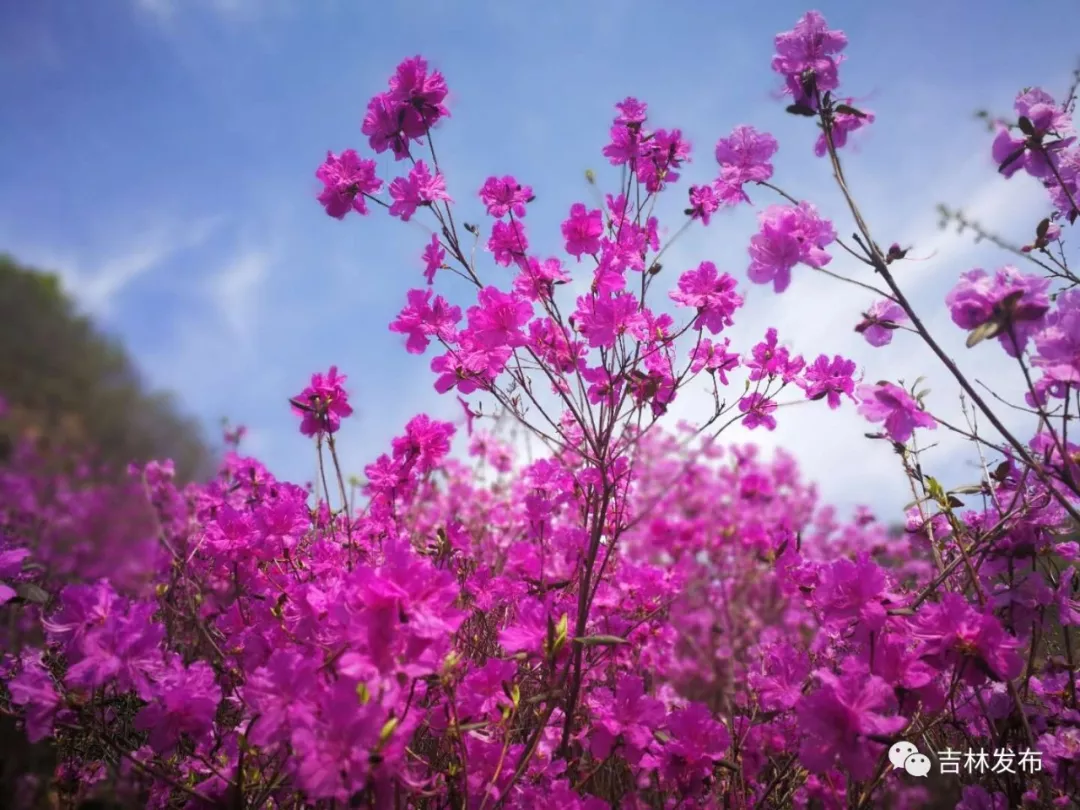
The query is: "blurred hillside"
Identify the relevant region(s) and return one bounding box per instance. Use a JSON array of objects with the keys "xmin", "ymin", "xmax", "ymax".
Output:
[{"xmin": 0, "ymin": 253, "xmax": 215, "ymax": 482}]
